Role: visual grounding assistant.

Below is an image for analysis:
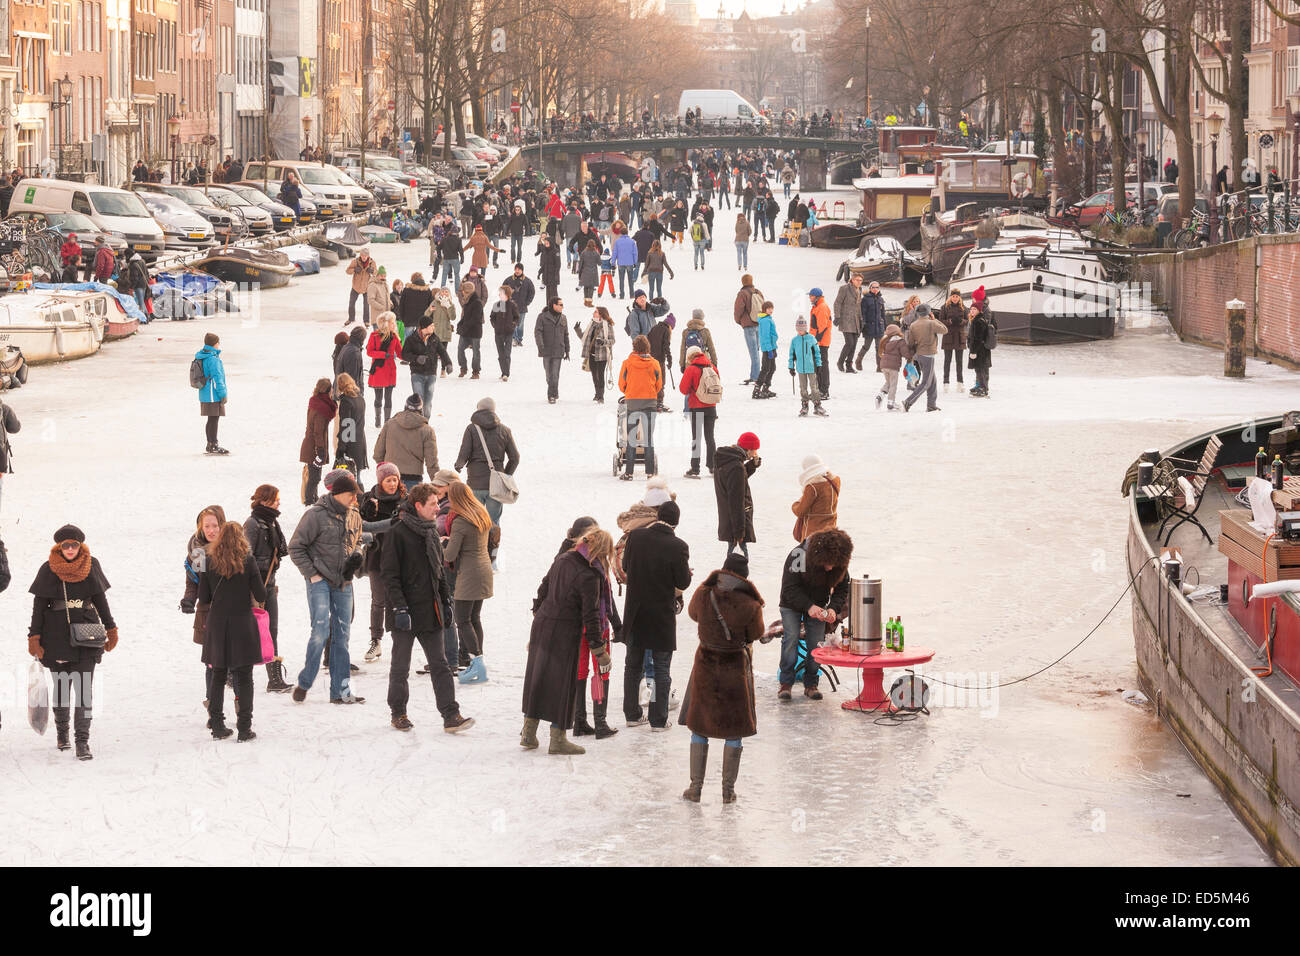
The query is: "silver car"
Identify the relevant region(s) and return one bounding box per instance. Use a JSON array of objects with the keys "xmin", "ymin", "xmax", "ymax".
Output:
[{"xmin": 137, "ymin": 193, "xmax": 217, "ymax": 250}]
